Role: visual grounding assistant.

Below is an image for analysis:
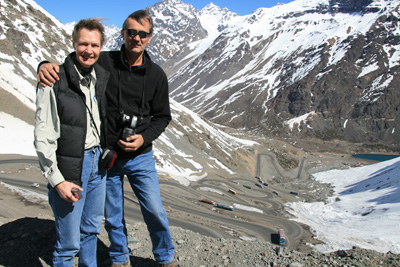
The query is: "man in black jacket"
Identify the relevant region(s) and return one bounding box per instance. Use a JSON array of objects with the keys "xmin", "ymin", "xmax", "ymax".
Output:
[{"xmin": 38, "ymin": 10, "xmax": 175, "ymax": 267}]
